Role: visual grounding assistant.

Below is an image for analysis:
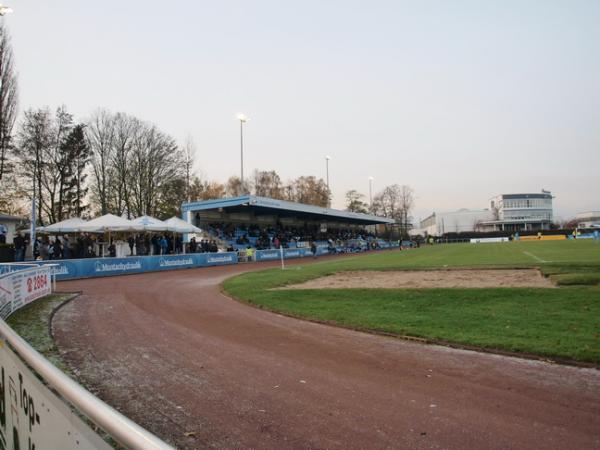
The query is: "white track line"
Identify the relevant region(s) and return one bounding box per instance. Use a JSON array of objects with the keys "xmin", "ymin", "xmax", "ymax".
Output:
[{"xmin": 523, "ymin": 251, "xmax": 549, "ymax": 263}]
